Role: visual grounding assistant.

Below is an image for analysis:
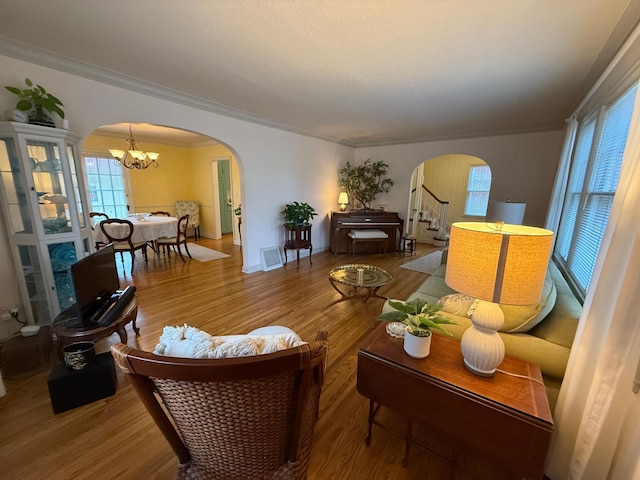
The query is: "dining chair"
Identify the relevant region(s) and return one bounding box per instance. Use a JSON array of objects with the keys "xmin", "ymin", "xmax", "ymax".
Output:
[
  {"xmin": 175, "ymin": 200, "xmax": 200, "ymax": 240},
  {"xmin": 110, "ymin": 331, "xmax": 328, "ymax": 480},
  {"xmin": 89, "ymin": 212, "xmax": 109, "ymax": 250},
  {"xmin": 99, "ymin": 218, "xmax": 148, "ymax": 273},
  {"xmin": 149, "ymin": 211, "xmax": 171, "ymax": 216},
  {"xmin": 155, "ymin": 214, "xmax": 192, "ymax": 262}
]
